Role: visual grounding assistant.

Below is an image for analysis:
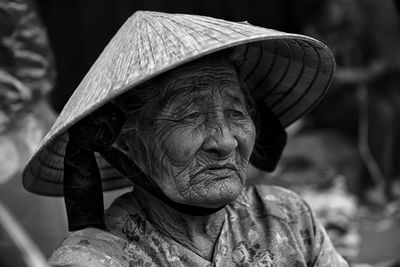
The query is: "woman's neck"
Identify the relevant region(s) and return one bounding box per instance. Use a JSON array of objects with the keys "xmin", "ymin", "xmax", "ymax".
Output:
[{"xmin": 133, "ymin": 186, "xmax": 226, "ymax": 261}]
